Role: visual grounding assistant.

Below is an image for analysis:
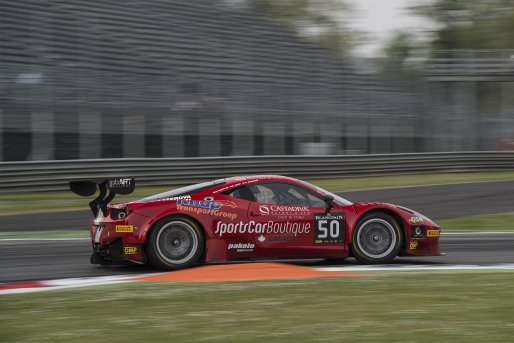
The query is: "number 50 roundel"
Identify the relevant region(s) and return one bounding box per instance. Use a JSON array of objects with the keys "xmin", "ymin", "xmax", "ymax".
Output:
[{"xmin": 314, "ymin": 213, "xmax": 345, "ymax": 244}]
